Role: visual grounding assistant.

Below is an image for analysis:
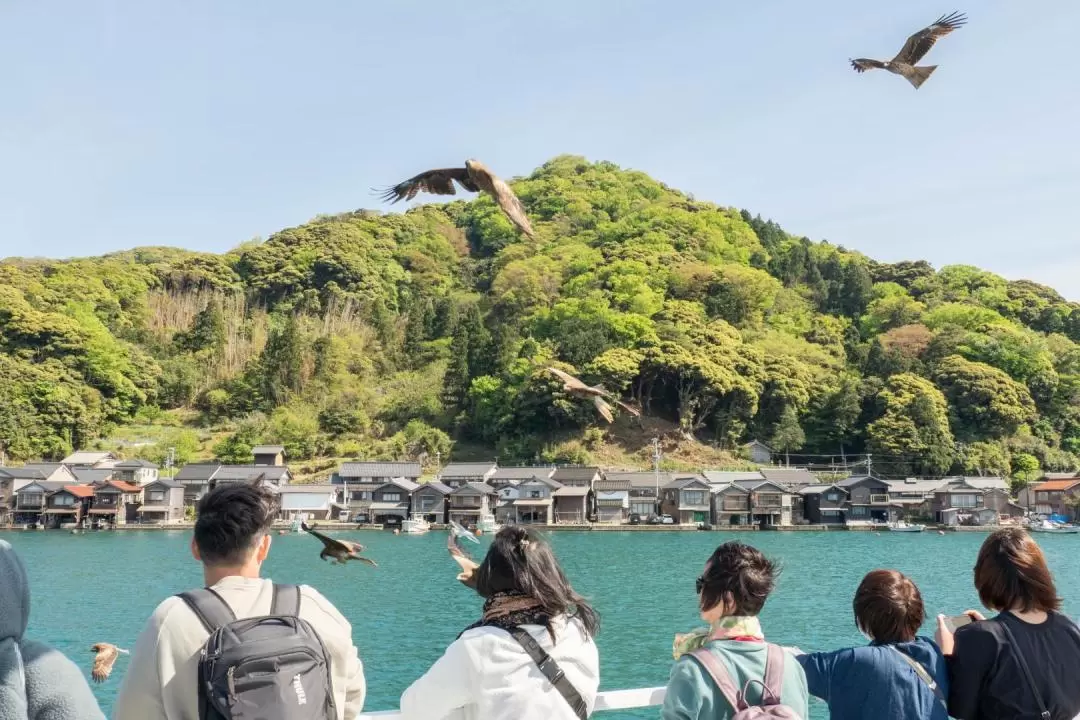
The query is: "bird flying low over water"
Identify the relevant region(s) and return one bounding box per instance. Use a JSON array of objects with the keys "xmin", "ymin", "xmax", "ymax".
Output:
[
  {"xmin": 447, "ymin": 525, "xmax": 480, "ymax": 588},
  {"xmin": 850, "ymin": 11, "xmax": 967, "ymax": 89},
  {"xmin": 90, "ymin": 643, "xmax": 128, "ymax": 683},
  {"xmin": 450, "ymin": 519, "xmax": 481, "ymax": 544},
  {"xmin": 546, "ymin": 367, "xmax": 642, "ymax": 424},
  {"xmin": 376, "ymin": 160, "xmax": 535, "ymax": 238},
  {"xmin": 301, "ymin": 522, "xmax": 378, "ymax": 566}
]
